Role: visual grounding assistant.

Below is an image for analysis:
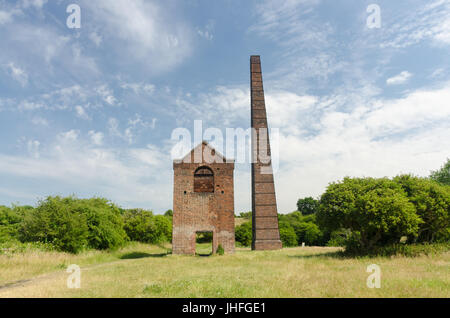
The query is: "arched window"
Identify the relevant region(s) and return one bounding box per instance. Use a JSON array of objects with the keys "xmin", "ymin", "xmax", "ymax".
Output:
[{"xmin": 194, "ymin": 166, "xmax": 214, "ymax": 193}]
